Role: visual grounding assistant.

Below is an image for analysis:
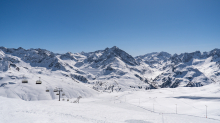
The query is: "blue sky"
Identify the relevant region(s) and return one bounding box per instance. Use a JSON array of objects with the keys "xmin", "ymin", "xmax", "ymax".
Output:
[{"xmin": 0, "ymin": 0, "xmax": 220, "ymax": 56}]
